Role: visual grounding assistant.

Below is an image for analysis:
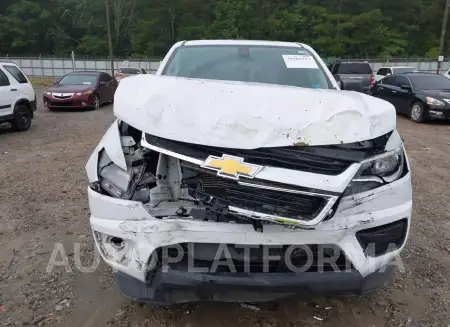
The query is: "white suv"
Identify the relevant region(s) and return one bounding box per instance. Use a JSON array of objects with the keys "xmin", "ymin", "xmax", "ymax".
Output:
[{"xmin": 0, "ymin": 62, "xmax": 36, "ymax": 131}]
